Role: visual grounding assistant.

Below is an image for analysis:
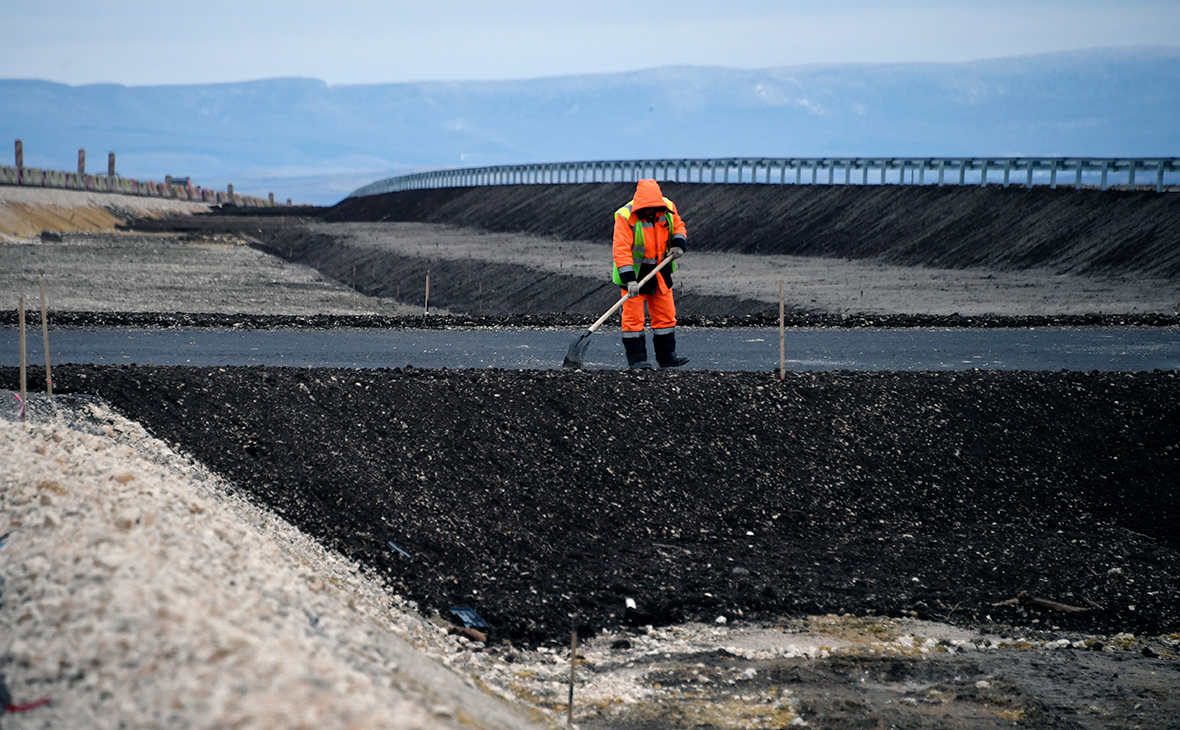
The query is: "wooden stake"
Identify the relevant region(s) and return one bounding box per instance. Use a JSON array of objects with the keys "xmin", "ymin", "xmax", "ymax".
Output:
[
  {"xmin": 567, "ymin": 623, "xmax": 578, "ymax": 726},
  {"xmin": 779, "ymin": 280, "xmax": 785, "ymax": 379},
  {"xmin": 40, "ymin": 280, "xmax": 51, "ymax": 395},
  {"xmin": 479, "ymin": 280, "xmax": 483, "ymax": 316},
  {"xmin": 19, "ymin": 296, "xmax": 27, "ymax": 422},
  {"xmin": 424, "ymin": 270, "xmax": 430, "ymax": 315}
]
